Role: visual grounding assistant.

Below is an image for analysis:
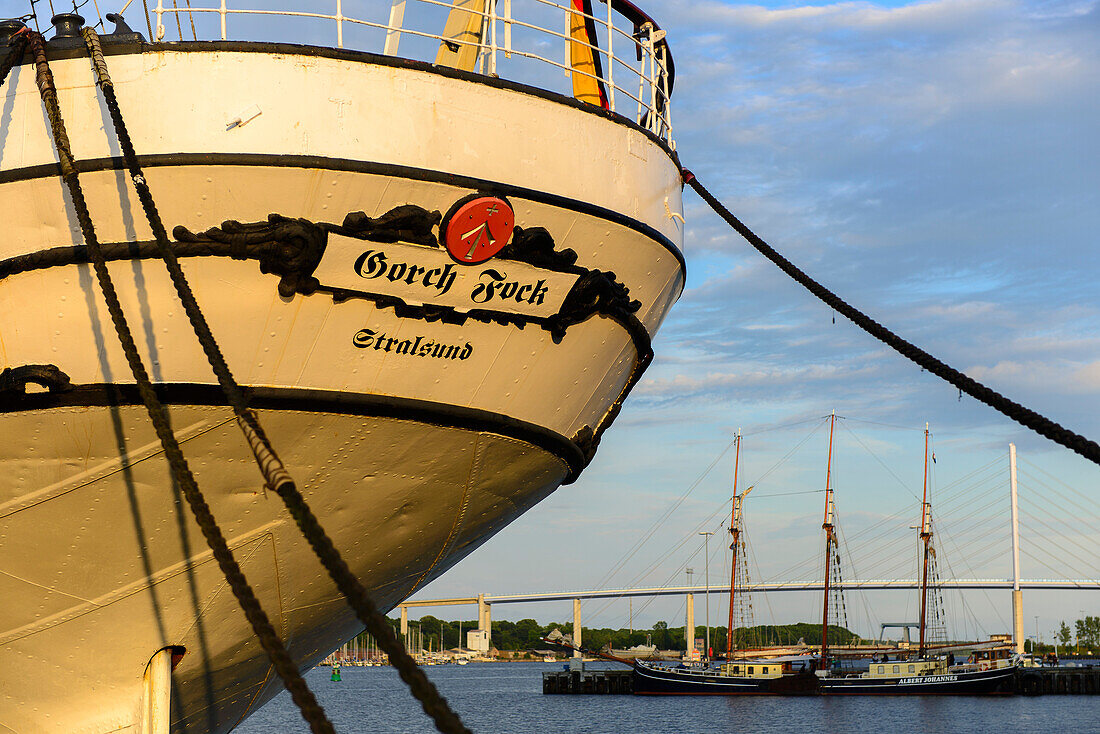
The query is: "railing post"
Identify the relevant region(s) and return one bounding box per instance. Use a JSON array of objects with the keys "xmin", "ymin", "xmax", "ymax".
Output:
[
  {"xmin": 155, "ymin": 0, "xmax": 165, "ymax": 41},
  {"xmin": 605, "ymin": 0, "xmax": 615, "ymax": 112},
  {"xmin": 563, "ymin": 5, "xmax": 571, "ymax": 79},
  {"xmin": 503, "ymin": 0, "xmax": 511, "ymax": 58},
  {"xmin": 645, "ymin": 26, "xmax": 657, "ymax": 133},
  {"xmin": 635, "ymin": 26, "xmax": 648, "ymax": 126},
  {"xmin": 336, "ymin": 0, "xmax": 344, "ymax": 48},
  {"xmin": 656, "ymin": 40, "xmax": 671, "ymax": 140},
  {"xmin": 488, "ymin": 0, "xmax": 498, "ymax": 76},
  {"xmin": 219, "ymin": 0, "xmax": 226, "ymax": 40}
]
